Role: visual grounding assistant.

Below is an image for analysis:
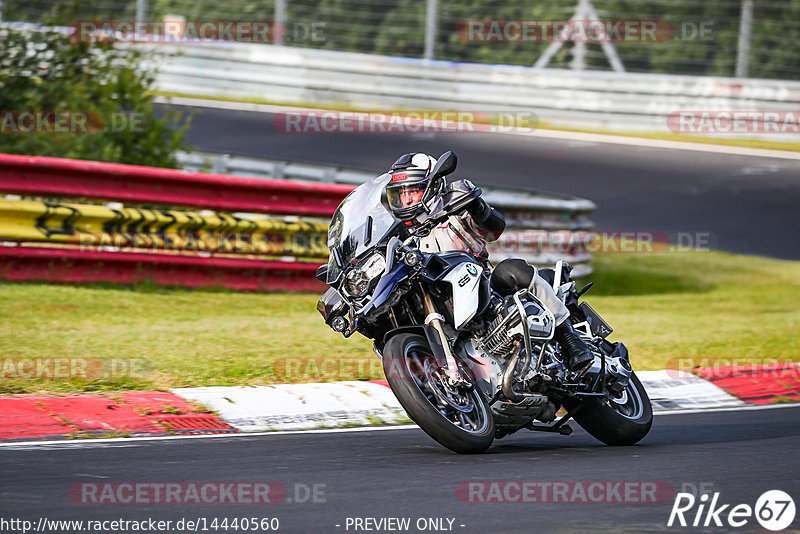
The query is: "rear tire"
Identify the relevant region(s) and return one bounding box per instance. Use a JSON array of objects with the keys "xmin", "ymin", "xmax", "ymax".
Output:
[
  {"xmin": 567, "ymin": 372, "xmax": 653, "ymax": 446},
  {"xmin": 383, "ymin": 333, "xmax": 495, "ymax": 454}
]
